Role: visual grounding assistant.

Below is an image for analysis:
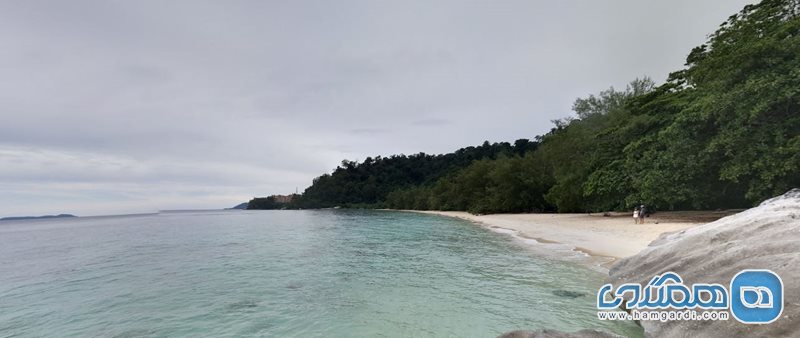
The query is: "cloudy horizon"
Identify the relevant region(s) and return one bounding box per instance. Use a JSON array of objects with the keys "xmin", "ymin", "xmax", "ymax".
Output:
[{"xmin": 1, "ymin": 0, "xmax": 754, "ymax": 217}]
